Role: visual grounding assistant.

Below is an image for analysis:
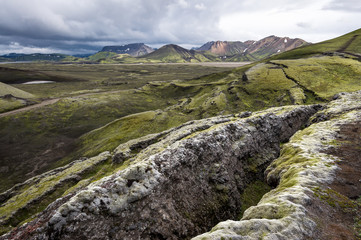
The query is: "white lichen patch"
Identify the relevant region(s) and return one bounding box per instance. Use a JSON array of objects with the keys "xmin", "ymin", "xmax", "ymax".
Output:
[{"xmin": 193, "ymin": 91, "xmax": 361, "ymax": 240}]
